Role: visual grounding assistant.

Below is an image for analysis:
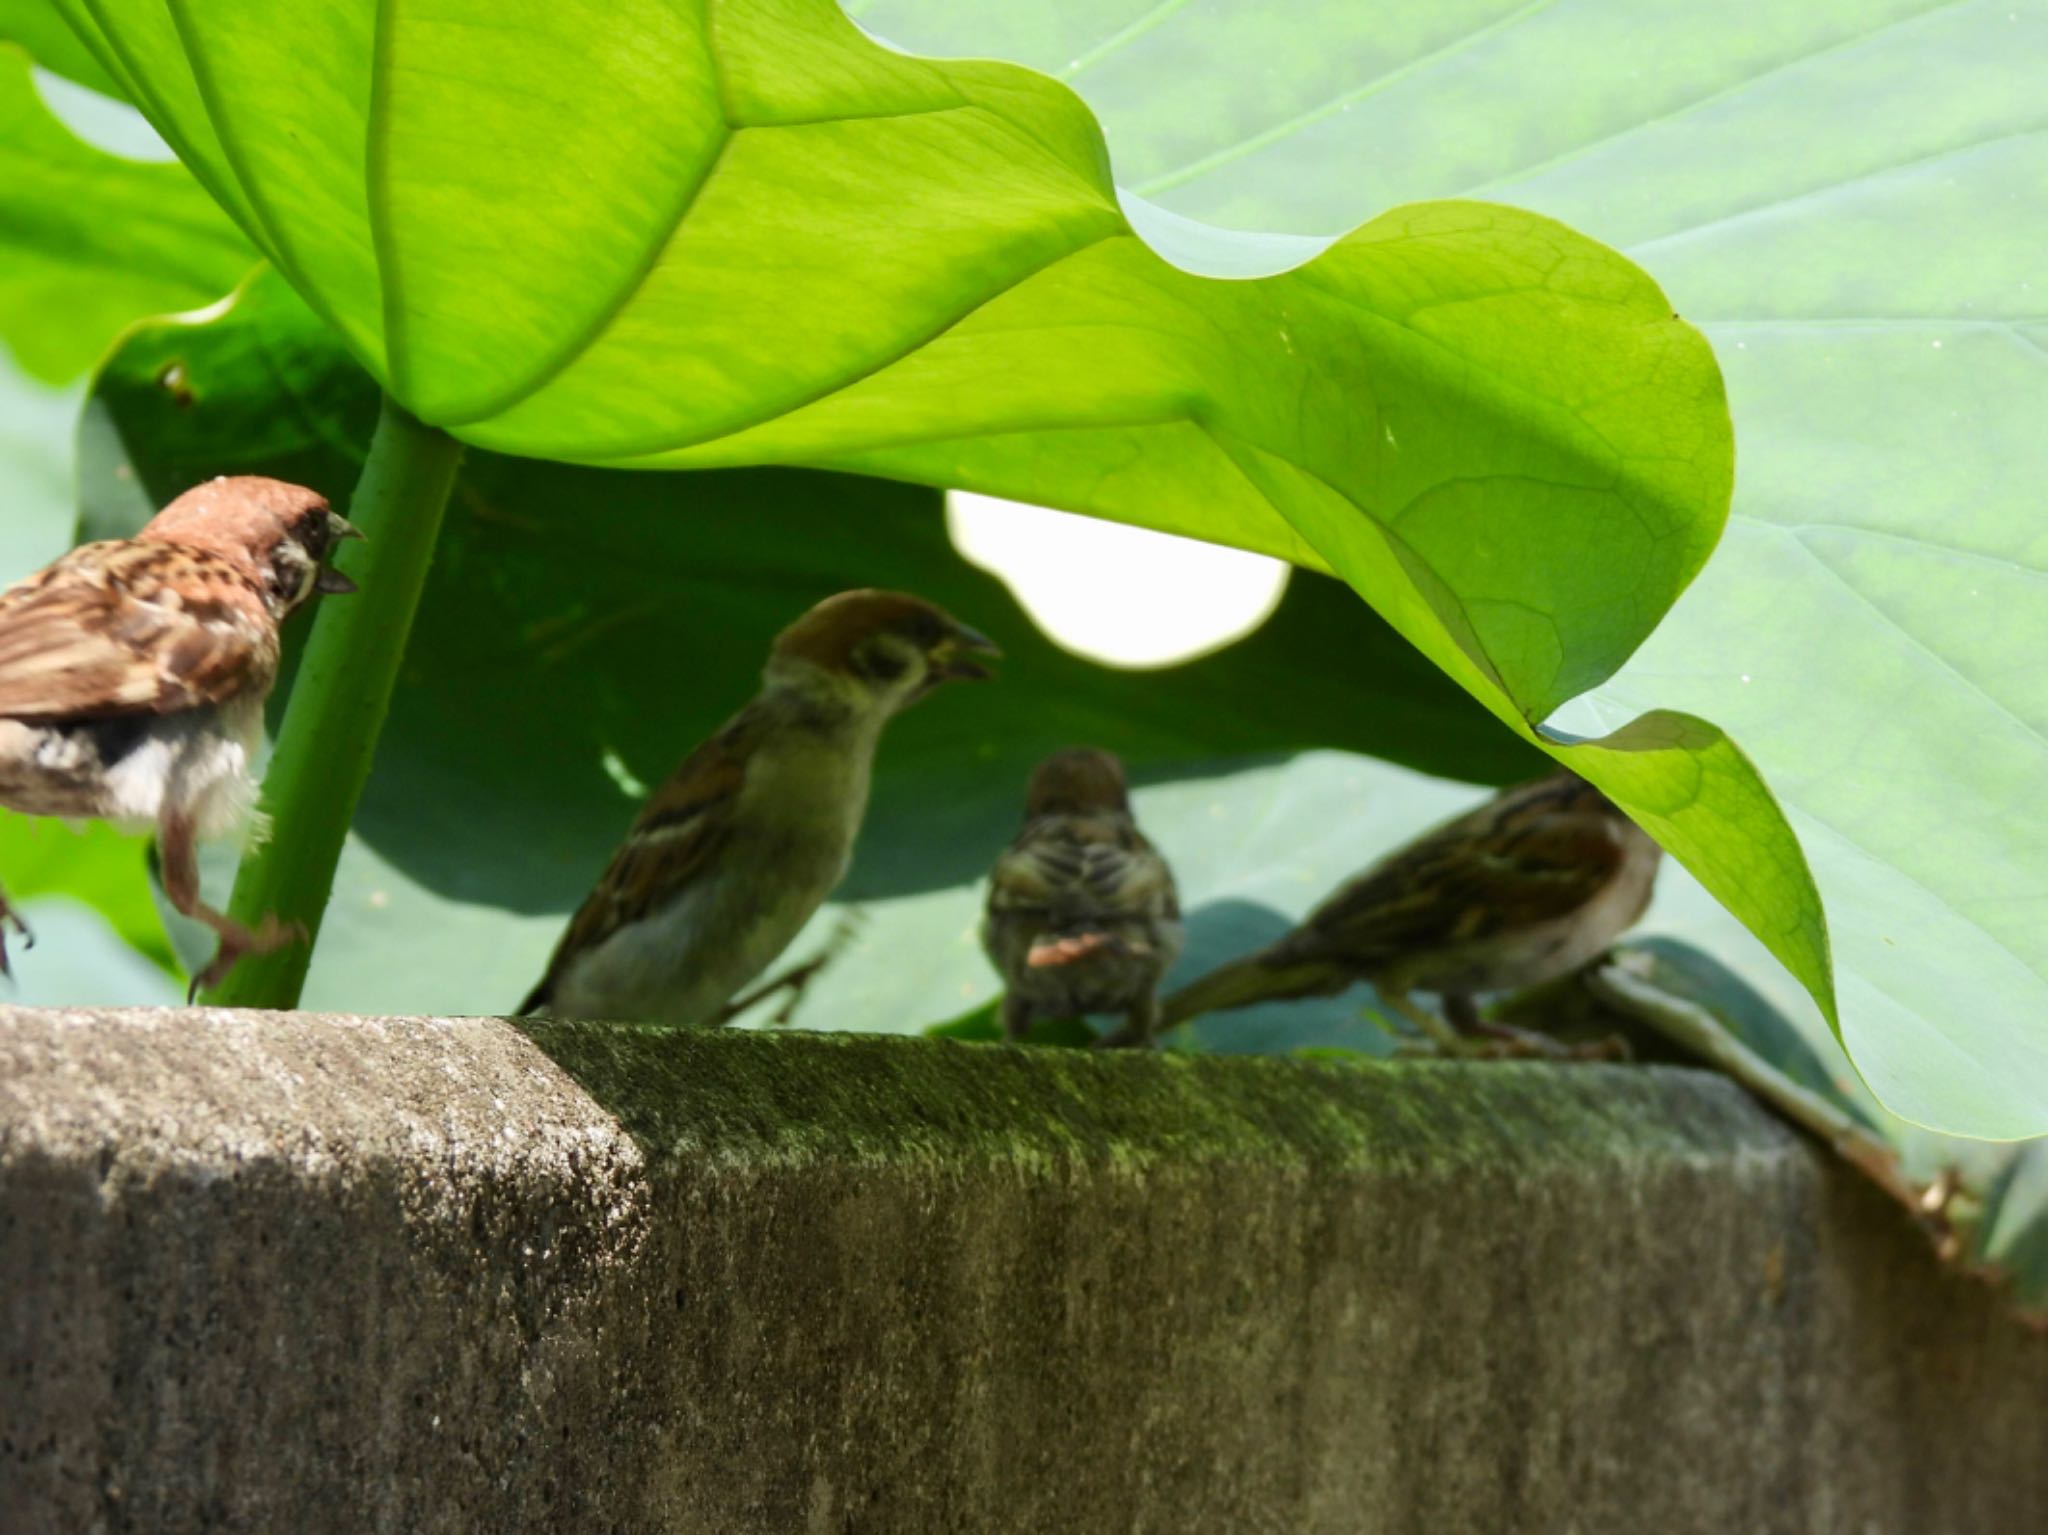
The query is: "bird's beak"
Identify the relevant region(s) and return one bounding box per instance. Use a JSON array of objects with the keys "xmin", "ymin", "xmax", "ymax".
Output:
[
  {"xmin": 933, "ymin": 622, "xmax": 1001, "ymax": 682},
  {"xmin": 316, "ymin": 511, "xmax": 365, "ymax": 594}
]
